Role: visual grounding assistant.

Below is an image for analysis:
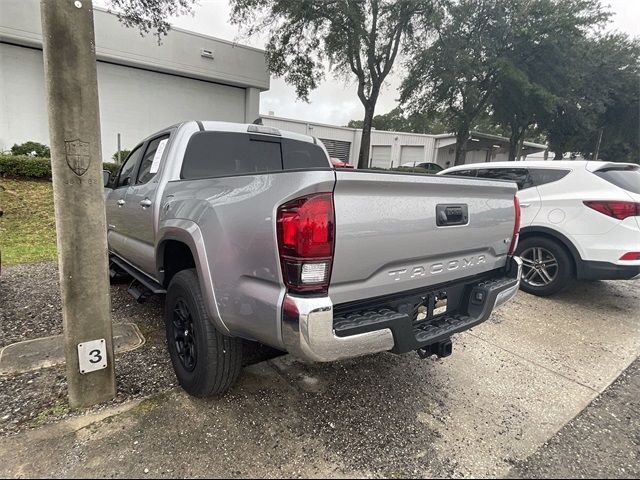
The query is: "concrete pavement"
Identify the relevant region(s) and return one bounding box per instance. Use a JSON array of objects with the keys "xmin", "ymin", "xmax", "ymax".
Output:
[{"xmin": 0, "ymin": 278, "xmax": 638, "ymax": 478}]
